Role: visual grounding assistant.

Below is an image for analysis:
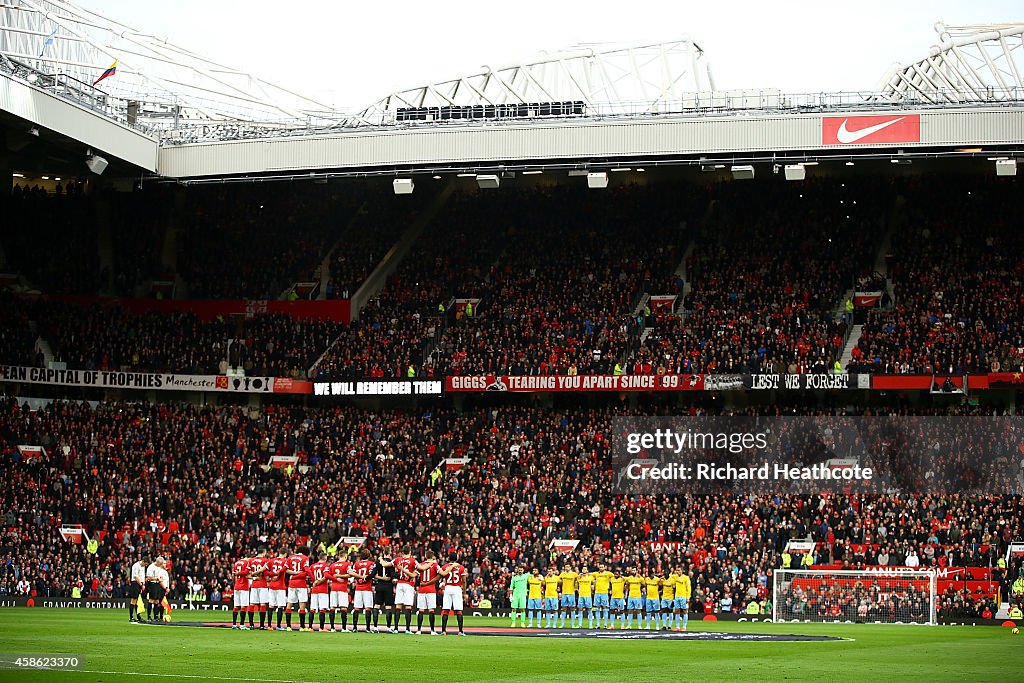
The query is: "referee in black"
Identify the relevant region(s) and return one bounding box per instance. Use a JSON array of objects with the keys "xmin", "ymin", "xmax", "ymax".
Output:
[
  {"xmin": 372, "ymin": 550, "xmax": 397, "ymax": 633},
  {"xmin": 129, "ymin": 553, "xmax": 148, "ymax": 623},
  {"xmin": 146, "ymin": 556, "xmax": 167, "ymax": 622}
]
